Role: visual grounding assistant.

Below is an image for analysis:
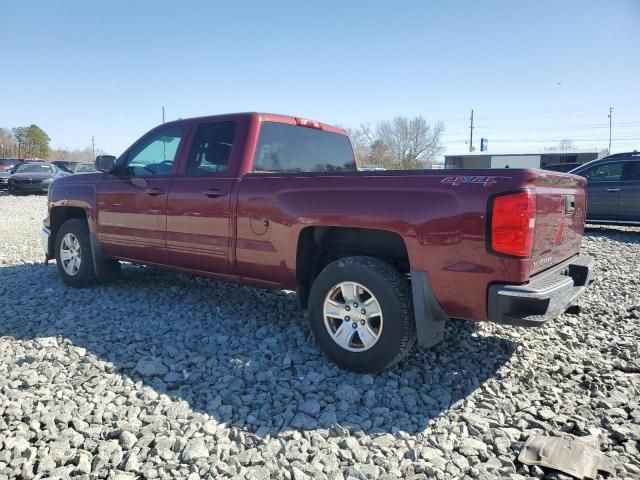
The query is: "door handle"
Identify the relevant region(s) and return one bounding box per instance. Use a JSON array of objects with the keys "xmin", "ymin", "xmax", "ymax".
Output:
[
  {"xmin": 145, "ymin": 187, "xmax": 164, "ymax": 196},
  {"xmin": 204, "ymin": 188, "xmax": 227, "ymax": 198},
  {"xmin": 606, "ymin": 188, "xmax": 621, "ymax": 192}
]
